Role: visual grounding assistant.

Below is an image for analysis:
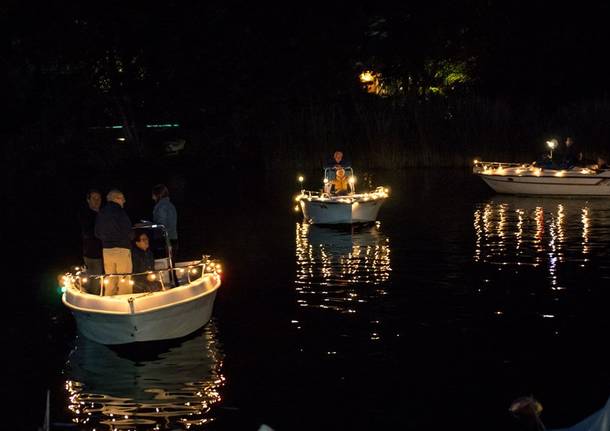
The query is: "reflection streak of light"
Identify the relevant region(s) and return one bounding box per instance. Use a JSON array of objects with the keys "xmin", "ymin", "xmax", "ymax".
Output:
[
  {"xmin": 64, "ymin": 324, "xmax": 225, "ymax": 430},
  {"xmin": 295, "ymin": 223, "xmax": 391, "ymax": 314}
]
